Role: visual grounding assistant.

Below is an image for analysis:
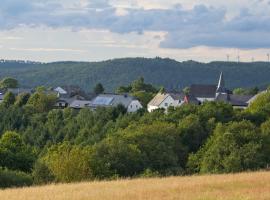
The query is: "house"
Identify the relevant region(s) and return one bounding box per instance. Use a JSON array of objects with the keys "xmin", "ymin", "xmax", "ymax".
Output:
[
  {"xmin": 90, "ymin": 94, "xmax": 143, "ymax": 113},
  {"xmin": 53, "ymin": 85, "xmax": 88, "ymax": 99},
  {"xmin": 147, "ymin": 92, "xmax": 200, "ymax": 112},
  {"xmin": 190, "ymin": 84, "xmax": 217, "ymax": 102},
  {"xmin": 54, "ymin": 85, "xmax": 93, "ymax": 109},
  {"xmin": 215, "ymin": 93, "xmax": 254, "ymax": 109},
  {"xmin": 7, "ymin": 88, "xmax": 34, "ymax": 96},
  {"xmin": 70, "ymin": 100, "xmax": 92, "ymax": 109},
  {"xmin": 147, "ymin": 92, "xmax": 185, "ymax": 112}
]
